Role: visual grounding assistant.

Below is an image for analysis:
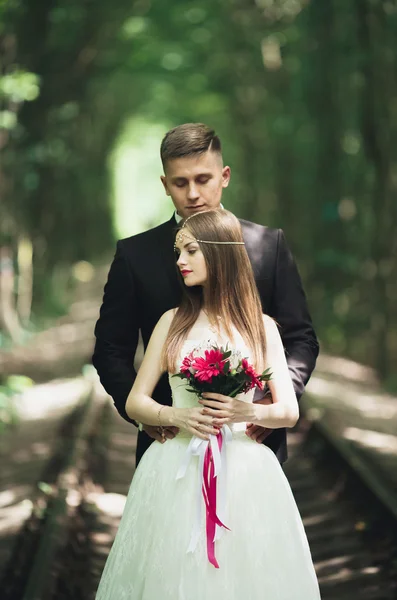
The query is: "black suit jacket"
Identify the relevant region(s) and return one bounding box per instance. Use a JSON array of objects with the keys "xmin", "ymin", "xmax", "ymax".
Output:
[{"xmin": 93, "ymin": 216, "xmax": 319, "ymax": 465}]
